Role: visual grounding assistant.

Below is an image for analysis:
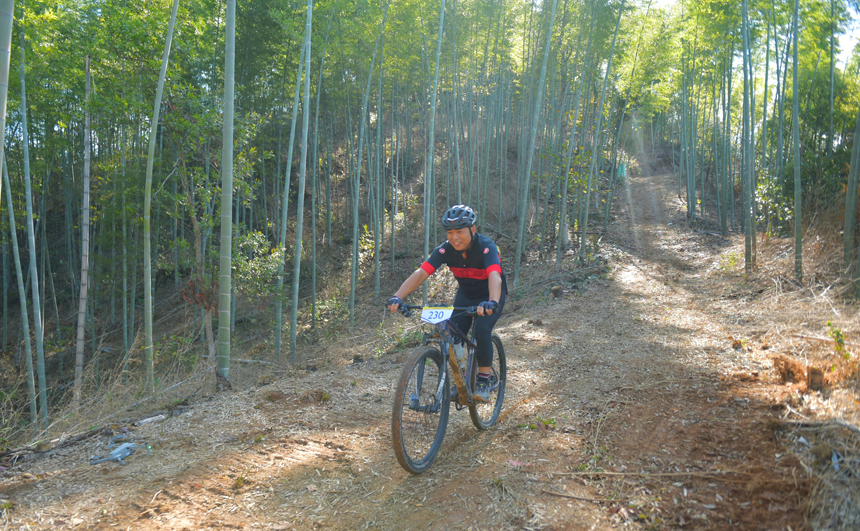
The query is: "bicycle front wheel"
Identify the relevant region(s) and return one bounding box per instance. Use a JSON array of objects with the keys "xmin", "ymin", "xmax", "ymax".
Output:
[
  {"xmin": 391, "ymin": 345, "xmax": 450, "ymax": 473},
  {"xmin": 469, "ymin": 334, "xmax": 506, "ymax": 430}
]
